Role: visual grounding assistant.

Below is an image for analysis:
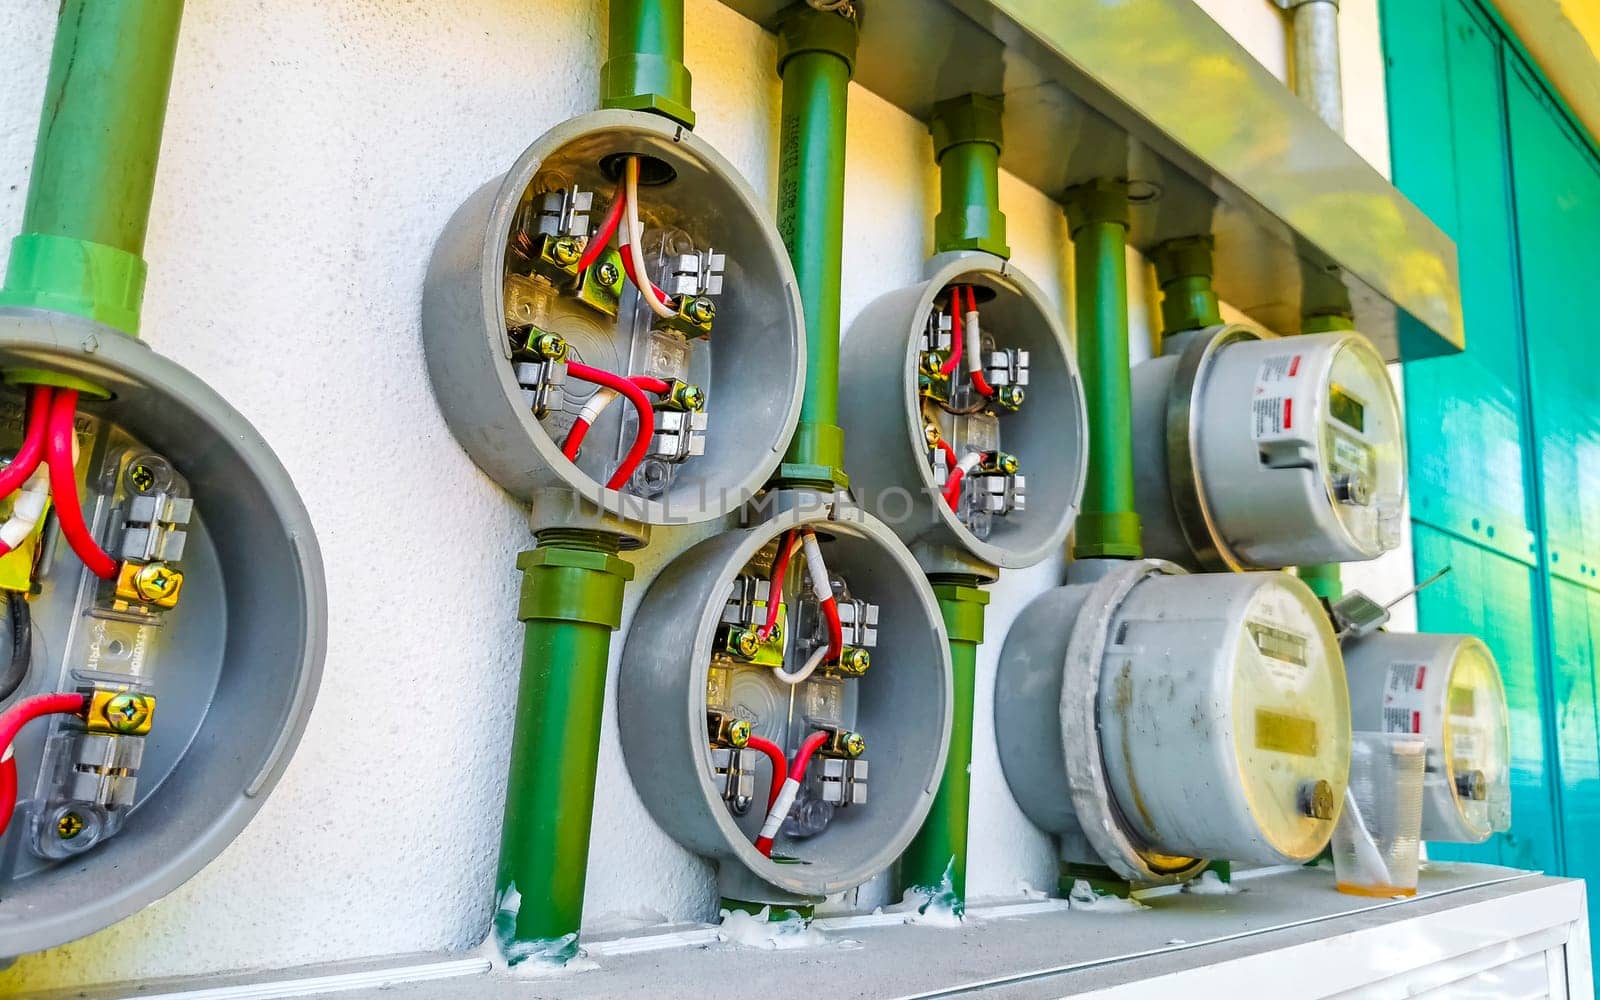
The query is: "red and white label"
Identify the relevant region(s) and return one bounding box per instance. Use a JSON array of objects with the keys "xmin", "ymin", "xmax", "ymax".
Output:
[
  {"xmin": 1381, "ymin": 661, "xmax": 1430, "ymax": 735},
  {"xmin": 1252, "ymin": 354, "xmax": 1304, "ymax": 441}
]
